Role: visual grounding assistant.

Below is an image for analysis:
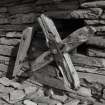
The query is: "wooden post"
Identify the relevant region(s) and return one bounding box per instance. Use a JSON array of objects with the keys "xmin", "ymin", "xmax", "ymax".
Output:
[
  {"xmin": 13, "ymin": 27, "xmax": 33, "ymax": 77},
  {"xmin": 38, "ymin": 14, "xmax": 80, "ymax": 89}
]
